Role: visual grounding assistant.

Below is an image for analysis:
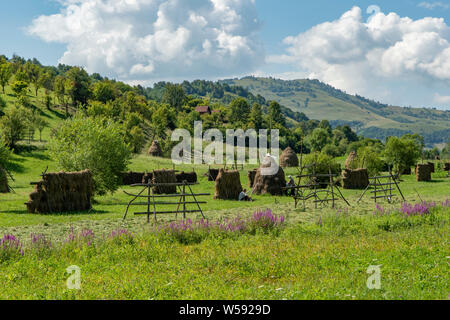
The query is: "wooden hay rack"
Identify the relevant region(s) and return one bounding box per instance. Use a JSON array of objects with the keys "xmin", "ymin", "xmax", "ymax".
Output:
[
  {"xmin": 122, "ymin": 181, "xmax": 210, "ymax": 222},
  {"xmin": 357, "ymin": 171, "xmax": 405, "ymax": 204},
  {"xmin": 285, "ymin": 165, "xmax": 349, "ymax": 209}
]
